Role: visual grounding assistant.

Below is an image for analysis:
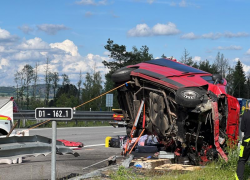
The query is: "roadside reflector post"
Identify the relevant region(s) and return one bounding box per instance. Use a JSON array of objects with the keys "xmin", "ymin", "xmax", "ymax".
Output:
[{"xmin": 35, "ymin": 107, "xmax": 73, "ymax": 180}]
